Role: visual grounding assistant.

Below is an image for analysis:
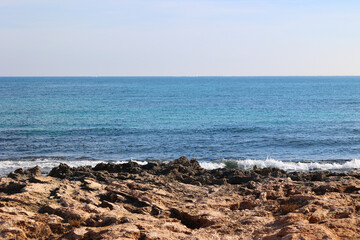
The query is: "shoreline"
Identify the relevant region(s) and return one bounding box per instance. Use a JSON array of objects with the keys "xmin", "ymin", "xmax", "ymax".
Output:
[
  {"xmin": 0, "ymin": 156, "xmax": 359, "ymax": 239},
  {"xmin": 0, "ymin": 157, "xmax": 359, "ymax": 176}
]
